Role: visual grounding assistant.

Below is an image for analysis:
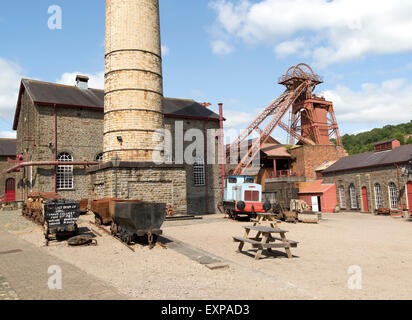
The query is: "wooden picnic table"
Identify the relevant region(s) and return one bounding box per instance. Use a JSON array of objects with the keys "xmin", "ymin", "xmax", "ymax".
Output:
[
  {"xmin": 251, "ymin": 212, "xmax": 282, "ymax": 228},
  {"xmin": 233, "ymin": 225, "xmax": 298, "ymax": 260}
]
